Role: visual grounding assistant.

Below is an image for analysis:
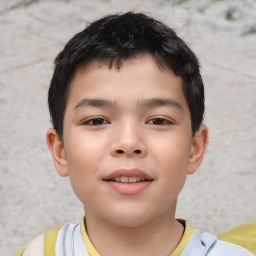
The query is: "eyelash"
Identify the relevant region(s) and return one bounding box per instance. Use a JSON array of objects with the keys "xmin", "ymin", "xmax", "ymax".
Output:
[
  {"xmin": 82, "ymin": 117, "xmax": 172, "ymax": 126},
  {"xmin": 146, "ymin": 118, "xmax": 173, "ymax": 126},
  {"xmin": 82, "ymin": 117, "xmax": 110, "ymax": 126}
]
